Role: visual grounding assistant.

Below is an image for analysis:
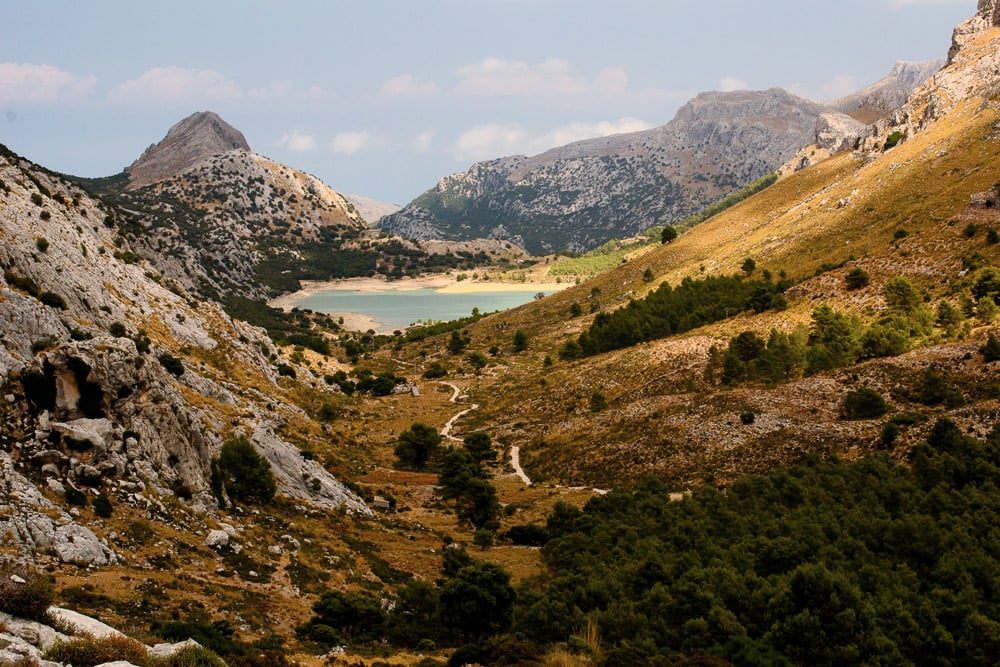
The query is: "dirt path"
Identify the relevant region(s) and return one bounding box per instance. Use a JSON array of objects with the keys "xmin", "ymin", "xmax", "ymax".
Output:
[
  {"xmin": 510, "ymin": 446, "xmax": 532, "ymax": 486},
  {"xmin": 437, "ymin": 381, "xmax": 531, "ymax": 486}
]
